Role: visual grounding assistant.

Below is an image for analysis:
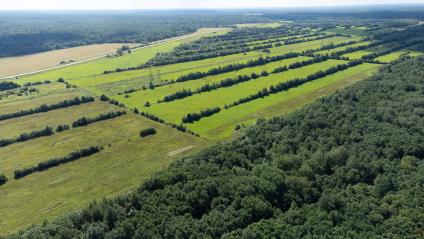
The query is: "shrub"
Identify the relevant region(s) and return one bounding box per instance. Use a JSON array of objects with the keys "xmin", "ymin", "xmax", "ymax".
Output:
[{"xmin": 140, "ymin": 128, "xmax": 157, "ymax": 138}]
